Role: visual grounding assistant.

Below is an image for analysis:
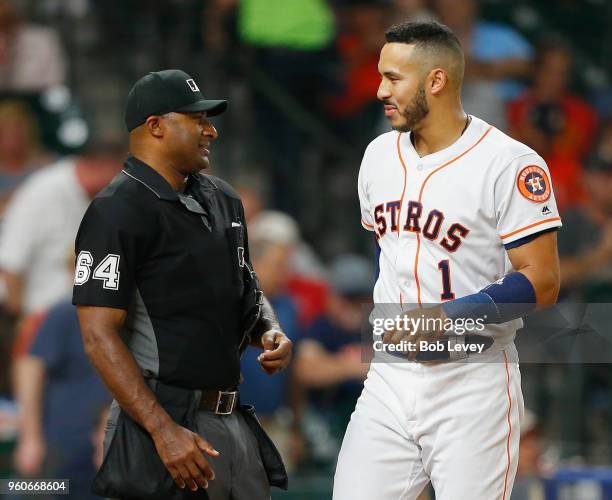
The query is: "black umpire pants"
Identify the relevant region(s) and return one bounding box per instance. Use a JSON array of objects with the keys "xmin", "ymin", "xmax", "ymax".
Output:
[{"xmin": 104, "ymin": 401, "xmax": 271, "ymax": 500}]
